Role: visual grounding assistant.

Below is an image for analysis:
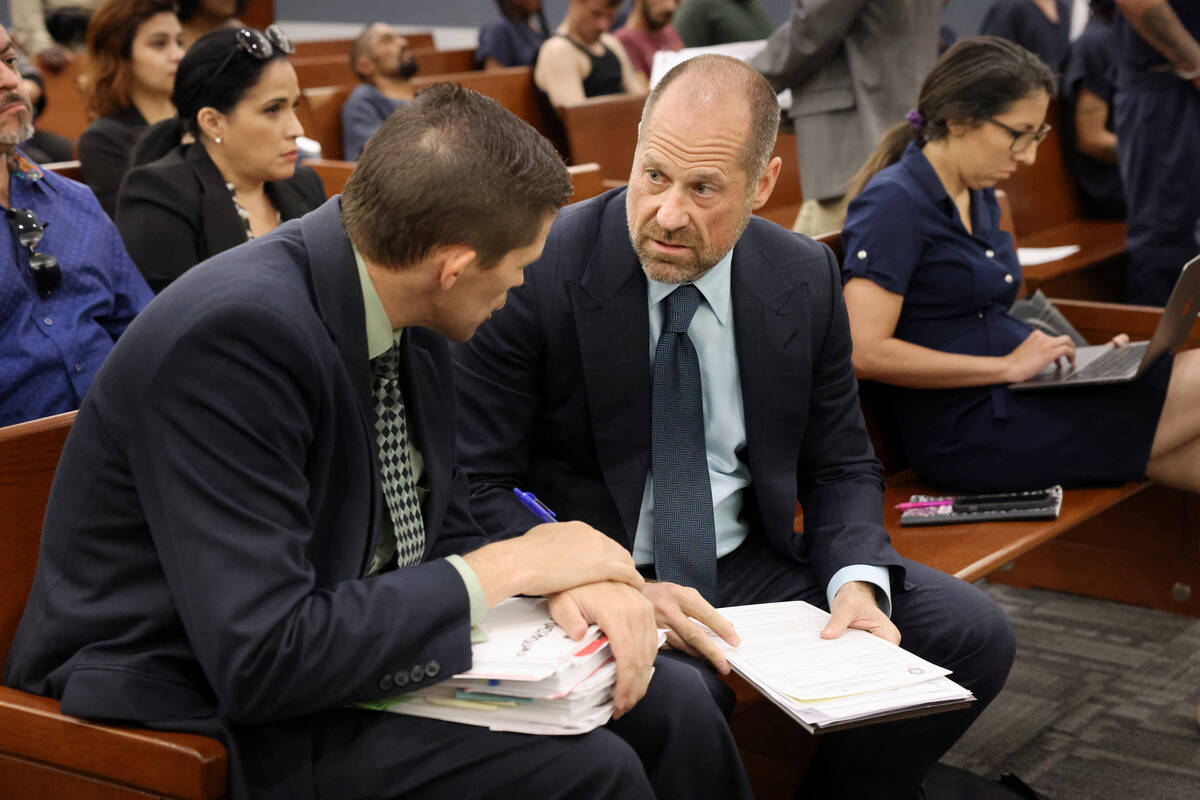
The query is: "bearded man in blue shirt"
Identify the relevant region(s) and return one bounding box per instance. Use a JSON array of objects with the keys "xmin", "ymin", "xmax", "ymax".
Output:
[{"xmin": 0, "ymin": 23, "xmax": 151, "ymax": 427}]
